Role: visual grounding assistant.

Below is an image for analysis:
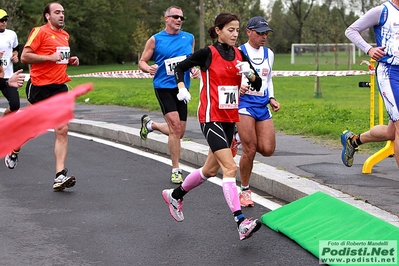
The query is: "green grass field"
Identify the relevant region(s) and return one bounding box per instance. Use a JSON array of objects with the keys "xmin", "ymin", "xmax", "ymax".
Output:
[
  {"xmin": 291, "ymin": 51, "xmax": 357, "ymax": 69},
  {"xmin": 12, "ymin": 53, "xmax": 388, "ymax": 154}
]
